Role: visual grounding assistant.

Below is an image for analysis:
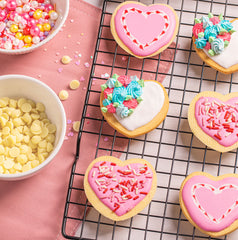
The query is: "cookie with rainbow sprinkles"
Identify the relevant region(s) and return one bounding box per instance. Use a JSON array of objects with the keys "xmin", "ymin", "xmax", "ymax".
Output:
[
  {"xmin": 100, "ymin": 74, "xmax": 169, "ymax": 138},
  {"xmin": 192, "ymin": 13, "xmax": 238, "ymax": 74},
  {"xmin": 84, "ymin": 156, "xmax": 157, "ymax": 221},
  {"xmin": 188, "ymin": 91, "xmax": 238, "ymax": 152}
]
